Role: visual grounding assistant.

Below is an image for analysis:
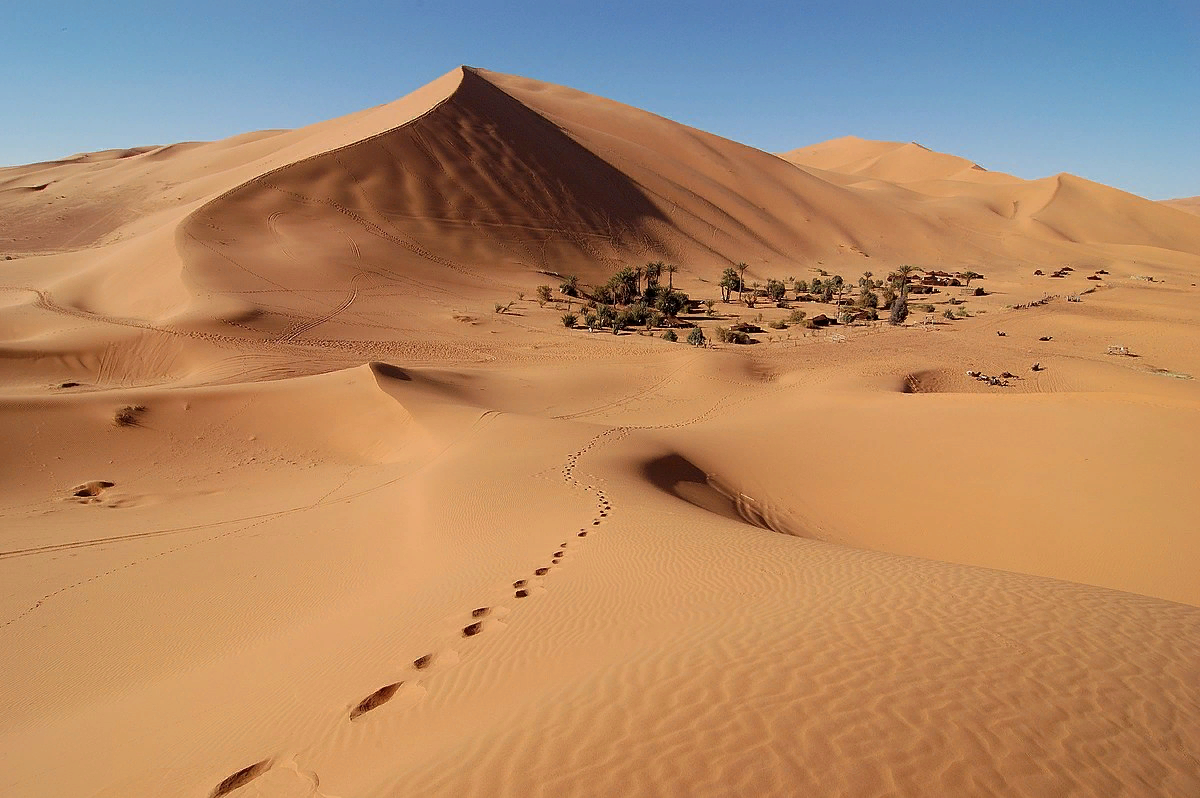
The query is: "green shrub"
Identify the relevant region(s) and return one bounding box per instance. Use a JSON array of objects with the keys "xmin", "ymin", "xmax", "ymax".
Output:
[
  {"xmin": 622, "ymin": 302, "xmax": 652, "ymax": 326},
  {"xmin": 662, "ymin": 329, "xmax": 678, "ymax": 342},
  {"xmin": 536, "ymin": 285, "xmax": 553, "ymax": 305},
  {"xmin": 714, "ymin": 326, "xmax": 751, "ymax": 344},
  {"xmin": 687, "ymin": 327, "xmax": 706, "ymax": 346},
  {"xmin": 769, "ymin": 319, "xmax": 787, "ymax": 329},
  {"xmin": 787, "ymin": 309, "xmax": 807, "ymax": 324},
  {"xmin": 561, "ymin": 313, "xmax": 578, "ymax": 328}
]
